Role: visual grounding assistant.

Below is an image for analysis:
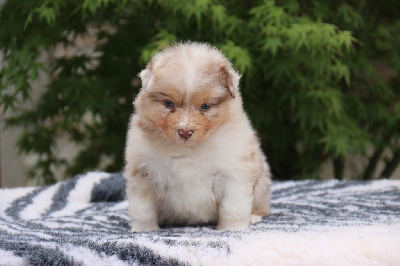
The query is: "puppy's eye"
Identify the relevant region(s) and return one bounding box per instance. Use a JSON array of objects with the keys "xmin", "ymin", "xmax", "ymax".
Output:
[
  {"xmin": 165, "ymin": 100, "xmax": 175, "ymax": 108},
  {"xmin": 200, "ymin": 103, "xmax": 211, "ymax": 111}
]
